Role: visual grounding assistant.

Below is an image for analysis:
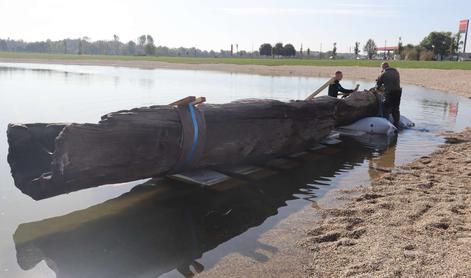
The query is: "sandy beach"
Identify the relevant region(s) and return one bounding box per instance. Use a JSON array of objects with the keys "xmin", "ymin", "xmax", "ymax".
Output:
[
  {"xmin": 300, "ymin": 129, "xmax": 471, "ymax": 277},
  {"xmin": 1, "ymin": 57, "xmax": 471, "ymax": 99},
  {"xmin": 2, "ymin": 58, "xmax": 470, "ymax": 277}
]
